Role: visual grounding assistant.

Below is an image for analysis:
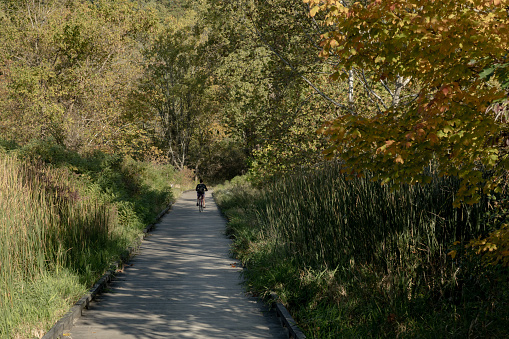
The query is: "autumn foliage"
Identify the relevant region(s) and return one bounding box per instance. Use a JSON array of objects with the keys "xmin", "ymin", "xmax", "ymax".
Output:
[{"xmin": 307, "ymin": 0, "xmax": 509, "ymax": 205}]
